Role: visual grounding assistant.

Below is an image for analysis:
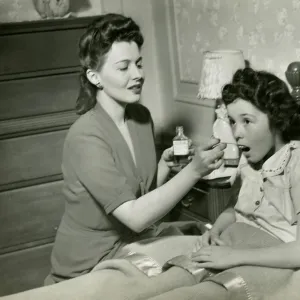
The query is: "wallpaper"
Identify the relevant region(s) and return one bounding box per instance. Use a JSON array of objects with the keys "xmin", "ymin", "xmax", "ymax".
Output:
[
  {"xmin": 0, "ymin": 0, "xmax": 102, "ymax": 23},
  {"xmin": 173, "ymin": 0, "xmax": 300, "ymax": 83}
]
